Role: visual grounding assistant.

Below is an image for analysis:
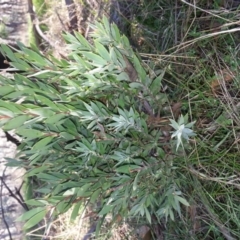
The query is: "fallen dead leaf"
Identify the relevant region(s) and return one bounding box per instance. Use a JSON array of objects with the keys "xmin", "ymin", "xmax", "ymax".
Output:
[
  {"xmin": 171, "ymin": 102, "xmax": 182, "ymax": 119},
  {"xmin": 211, "ymin": 69, "xmax": 235, "ymax": 96}
]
